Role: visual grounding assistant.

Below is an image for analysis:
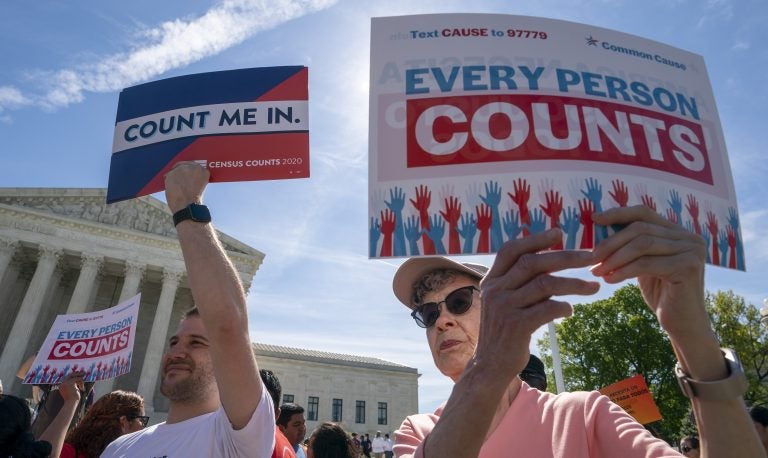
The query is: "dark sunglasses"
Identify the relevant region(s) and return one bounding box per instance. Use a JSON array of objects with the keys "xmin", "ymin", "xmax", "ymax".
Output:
[
  {"xmin": 126, "ymin": 415, "xmax": 150, "ymax": 427},
  {"xmin": 411, "ymin": 286, "xmax": 478, "ymax": 328}
]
